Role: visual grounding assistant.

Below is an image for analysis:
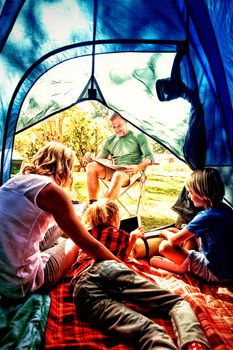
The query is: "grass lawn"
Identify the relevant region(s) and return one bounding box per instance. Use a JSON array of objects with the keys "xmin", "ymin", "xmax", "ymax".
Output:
[{"xmin": 73, "ymin": 157, "xmax": 190, "ymax": 231}]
